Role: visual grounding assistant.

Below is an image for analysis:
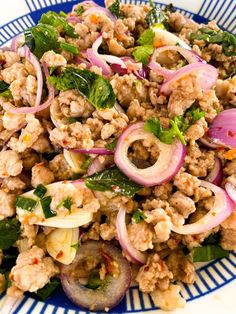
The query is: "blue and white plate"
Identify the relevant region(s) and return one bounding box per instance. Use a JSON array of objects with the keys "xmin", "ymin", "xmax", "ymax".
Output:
[{"xmin": 0, "ymin": 1, "xmax": 236, "ymax": 313}]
